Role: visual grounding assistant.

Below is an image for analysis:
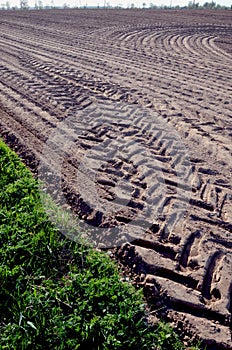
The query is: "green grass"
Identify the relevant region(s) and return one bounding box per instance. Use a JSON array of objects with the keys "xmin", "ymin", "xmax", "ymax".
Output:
[{"xmin": 0, "ymin": 139, "xmax": 201, "ymax": 350}]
